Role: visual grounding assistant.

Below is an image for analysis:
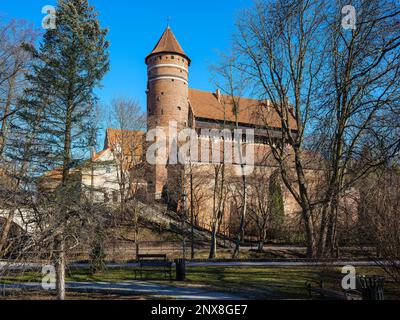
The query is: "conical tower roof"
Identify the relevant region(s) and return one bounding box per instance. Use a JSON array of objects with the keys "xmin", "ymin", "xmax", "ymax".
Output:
[{"xmin": 146, "ymin": 27, "xmax": 190, "ymax": 64}]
